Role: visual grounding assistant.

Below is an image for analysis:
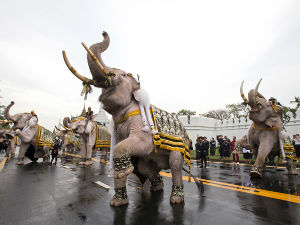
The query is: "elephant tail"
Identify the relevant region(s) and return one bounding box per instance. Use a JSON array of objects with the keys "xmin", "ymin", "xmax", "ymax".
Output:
[{"xmin": 182, "ymin": 167, "xmax": 205, "ymax": 197}]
